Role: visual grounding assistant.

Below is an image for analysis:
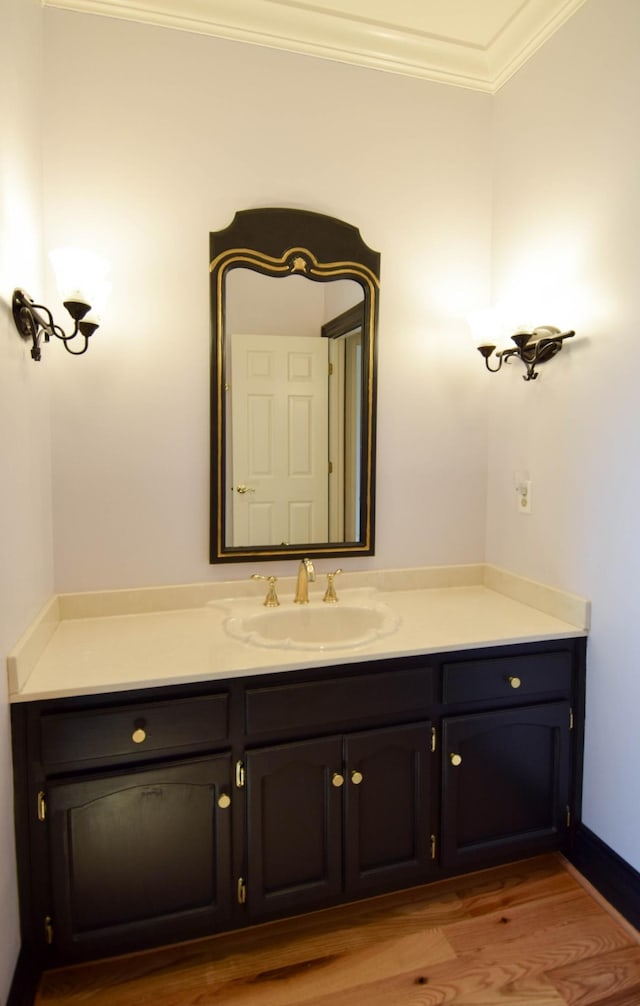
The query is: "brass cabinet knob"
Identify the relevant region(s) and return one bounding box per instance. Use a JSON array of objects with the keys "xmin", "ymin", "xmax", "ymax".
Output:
[
  {"xmin": 217, "ymin": 793, "xmax": 231, "ymax": 809},
  {"xmin": 450, "ymin": 753, "xmax": 462, "ymax": 767},
  {"xmin": 351, "ymin": 770, "xmax": 363, "ymax": 785},
  {"xmin": 508, "ymin": 676, "xmax": 522, "ymax": 689},
  {"xmin": 132, "ymin": 727, "xmax": 146, "ymax": 744},
  {"xmin": 331, "ymin": 772, "xmax": 345, "ymax": 788}
]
